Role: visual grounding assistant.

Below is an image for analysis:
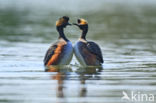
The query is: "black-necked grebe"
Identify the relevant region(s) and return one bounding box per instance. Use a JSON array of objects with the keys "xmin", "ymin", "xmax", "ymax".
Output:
[
  {"xmin": 73, "ymin": 18, "xmax": 103, "ymax": 66},
  {"xmin": 44, "ymin": 16, "xmax": 73, "ymax": 66}
]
